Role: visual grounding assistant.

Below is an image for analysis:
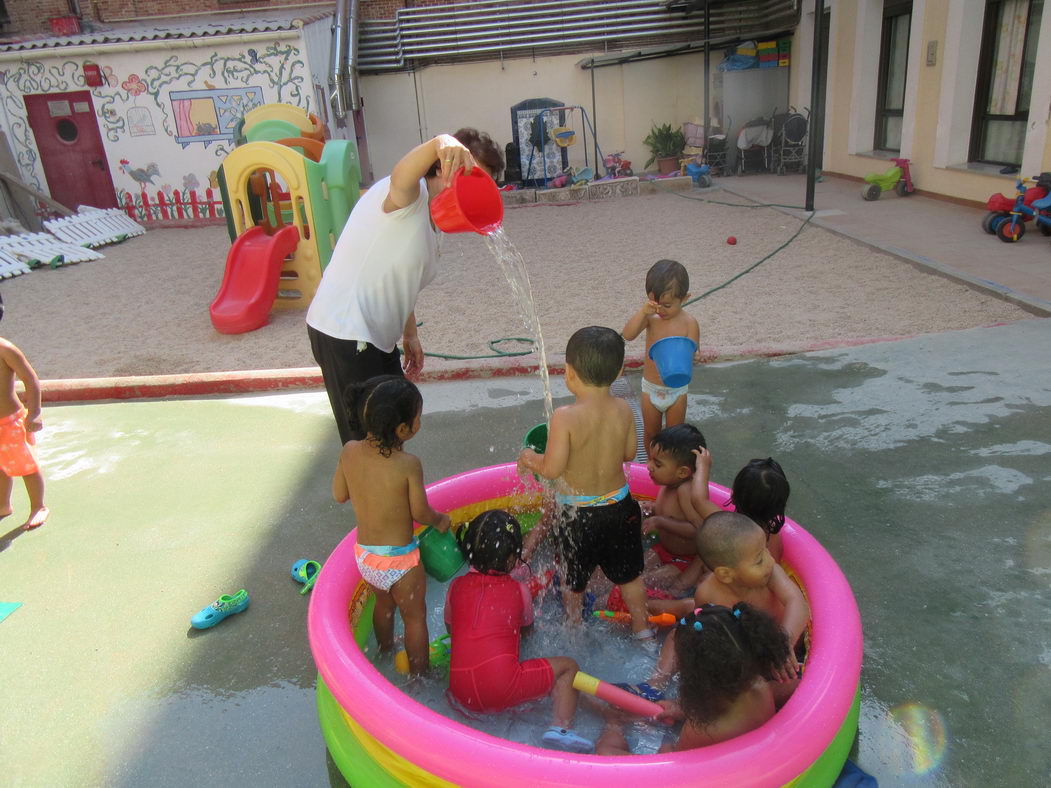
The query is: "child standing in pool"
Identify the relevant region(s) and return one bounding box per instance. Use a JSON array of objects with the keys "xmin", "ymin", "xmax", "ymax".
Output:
[
  {"xmin": 518, "ymin": 326, "xmax": 653, "ymax": 646},
  {"xmin": 445, "ymin": 510, "xmax": 593, "ymax": 753},
  {"xmin": 333, "ymin": 374, "xmax": 451, "ymax": 674},
  {"xmin": 597, "ymin": 603, "xmax": 790, "ymax": 753},
  {"xmin": 622, "ymin": 260, "xmax": 700, "ymax": 457},
  {"xmin": 0, "ymin": 336, "xmax": 48, "ymax": 530}
]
